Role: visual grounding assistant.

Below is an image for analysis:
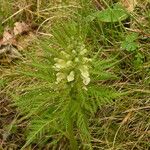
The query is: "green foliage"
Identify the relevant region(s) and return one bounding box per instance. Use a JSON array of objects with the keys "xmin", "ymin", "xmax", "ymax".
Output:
[
  {"xmin": 0, "ymin": 0, "xmax": 149, "ymax": 149},
  {"xmin": 0, "ymin": 0, "xmax": 14, "ymax": 28},
  {"xmin": 13, "ymin": 21, "xmax": 121, "ymax": 149},
  {"xmin": 133, "ymin": 52, "xmax": 144, "ymax": 68},
  {"xmin": 86, "ymin": 4, "xmax": 128, "ymax": 22},
  {"xmin": 121, "ymin": 33, "xmax": 144, "ymax": 69},
  {"xmin": 121, "ymin": 33, "xmax": 139, "ymax": 52}
]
